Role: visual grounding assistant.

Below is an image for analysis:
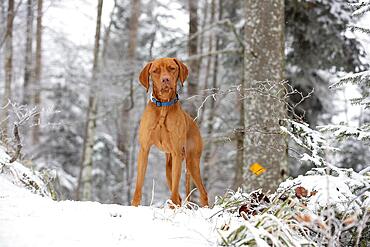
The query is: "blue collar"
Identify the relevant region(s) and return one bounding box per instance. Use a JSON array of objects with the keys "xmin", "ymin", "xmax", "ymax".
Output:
[{"xmin": 150, "ymin": 93, "xmax": 179, "ymax": 107}]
